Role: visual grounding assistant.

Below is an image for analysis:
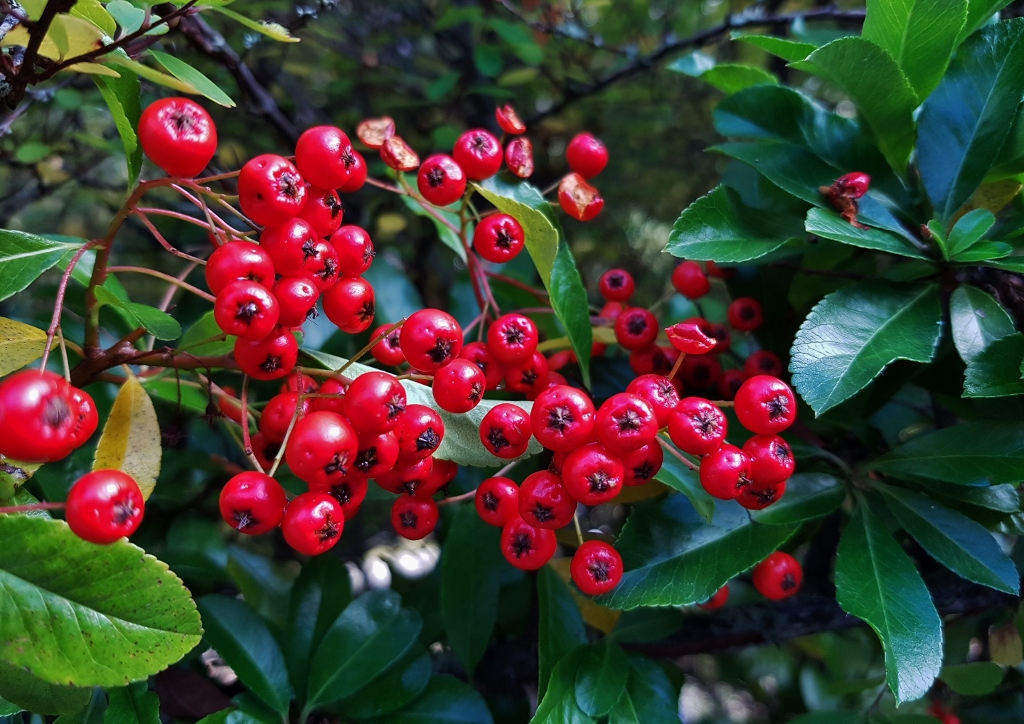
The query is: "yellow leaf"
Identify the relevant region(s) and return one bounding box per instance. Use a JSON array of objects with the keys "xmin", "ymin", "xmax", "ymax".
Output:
[
  {"xmin": 1, "ymin": 27, "xmax": 59, "ymax": 59},
  {"xmin": 990, "ymin": 621, "xmax": 1023, "ymax": 666},
  {"xmin": 538, "ymin": 326, "xmax": 615, "ymax": 353},
  {"xmin": 0, "ymin": 317, "xmax": 47, "ymax": 376},
  {"xmin": 93, "ymin": 374, "xmax": 162, "ymax": 500},
  {"xmin": 105, "ymin": 54, "xmax": 197, "ymax": 95},
  {"xmin": 955, "ymin": 179, "xmax": 1023, "ymax": 223},
  {"xmin": 548, "ymin": 557, "xmax": 622, "ymax": 634},
  {"xmin": 212, "ymin": 7, "xmax": 301, "ymax": 43},
  {"xmin": 61, "ymin": 62, "xmax": 121, "ymax": 77}
]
